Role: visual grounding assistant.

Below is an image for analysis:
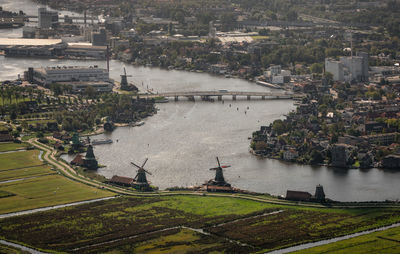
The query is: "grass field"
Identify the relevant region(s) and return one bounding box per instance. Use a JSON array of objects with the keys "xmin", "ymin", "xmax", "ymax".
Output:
[
  {"xmin": 0, "ymin": 174, "xmax": 113, "ymax": 214},
  {"xmin": 293, "ymin": 226, "xmax": 400, "ymax": 254},
  {"xmin": 0, "ymin": 147, "xmax": 113, "ymax": 214},
  {"xmin": 1, "ymin": 196, "xmax": 400, "ymax": 253},
  {"xmin": 0, "ymin": 165, "xmax": 55, "ymax": 181},
  {"xmin": 98, "ymin": 228, "xmax": 246, "ymax": 254},
  {"xmin": 0, "ymin": 150, "xmax": 43, "ymax": 171},
  {"xmin": 0, "ymin": 142, "xmax": 28, "ymax": 152}
]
